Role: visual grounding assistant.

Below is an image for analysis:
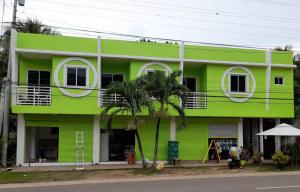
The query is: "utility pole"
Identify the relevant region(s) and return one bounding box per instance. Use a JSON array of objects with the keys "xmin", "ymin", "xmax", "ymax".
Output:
[{"xmin": 1, "ymin": 0, "xmax": 24, "ymax": 167}]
